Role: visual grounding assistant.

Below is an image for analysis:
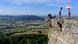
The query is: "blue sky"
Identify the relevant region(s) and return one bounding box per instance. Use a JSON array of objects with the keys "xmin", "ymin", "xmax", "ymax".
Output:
[{"xmin": 0, "ymin": 0, "xmax": 77, "ymax": 16}]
